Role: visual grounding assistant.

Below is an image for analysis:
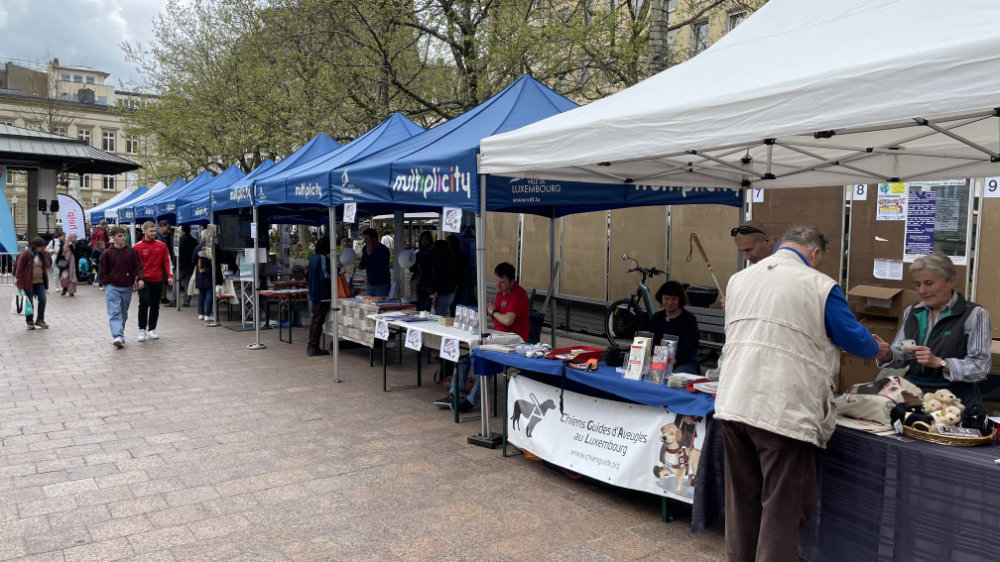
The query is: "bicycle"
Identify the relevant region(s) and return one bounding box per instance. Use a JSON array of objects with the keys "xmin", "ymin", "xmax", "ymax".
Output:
[{"xmin": 604, "ymin": 254, "xmax": 666, "ymax": 347}]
